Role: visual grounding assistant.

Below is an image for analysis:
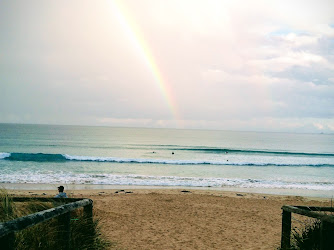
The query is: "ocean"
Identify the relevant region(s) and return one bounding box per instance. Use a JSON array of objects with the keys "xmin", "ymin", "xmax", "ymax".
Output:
[{"xmin": 1, "ymin": 123, "xmax": 334, "ymax": 197}]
